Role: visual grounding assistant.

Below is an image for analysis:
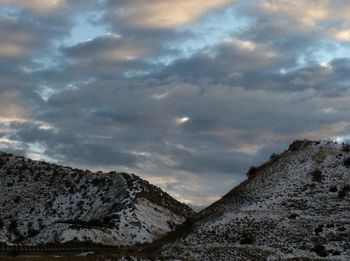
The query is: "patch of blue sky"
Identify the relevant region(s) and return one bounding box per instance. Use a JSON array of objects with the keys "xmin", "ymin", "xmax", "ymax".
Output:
[
  {"xmin": 27, "ymin": 142, "xmax": 57, "ymax": 162},
  {"xmin": 149, "ymin": 4, "xmax": 252, "ymax": 66},
  {"xmin": 280, "ymin": 41, "xmax": 350, "ymax": 74},
  {"xmin": 0, "ymin": 5, "xmax": 20, "ymax": 16},
  {"xmin": 36, "ymin": 85, "xmax": 57, "ymax": 102},
  {"xmin": 63, "ymin": 10, "xmax": 108, "ymax": 47},
  {"xmin": 37, "ymin": 78, "xmax": 96, "ymax": 102},
  {"xmin": 33, "ymin": 10, "xmax": 108, "ymax": 78},
  {"xmin": 279, "ymin": 55, "xmax": 307, "ymax": 74},
  {"xmin": 123, "ymin": 70, "xmax": 153, "ymax": 79},
  {"xmin": 314, "ymin": 42, "xmax": 350, "ymax": 63}
]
